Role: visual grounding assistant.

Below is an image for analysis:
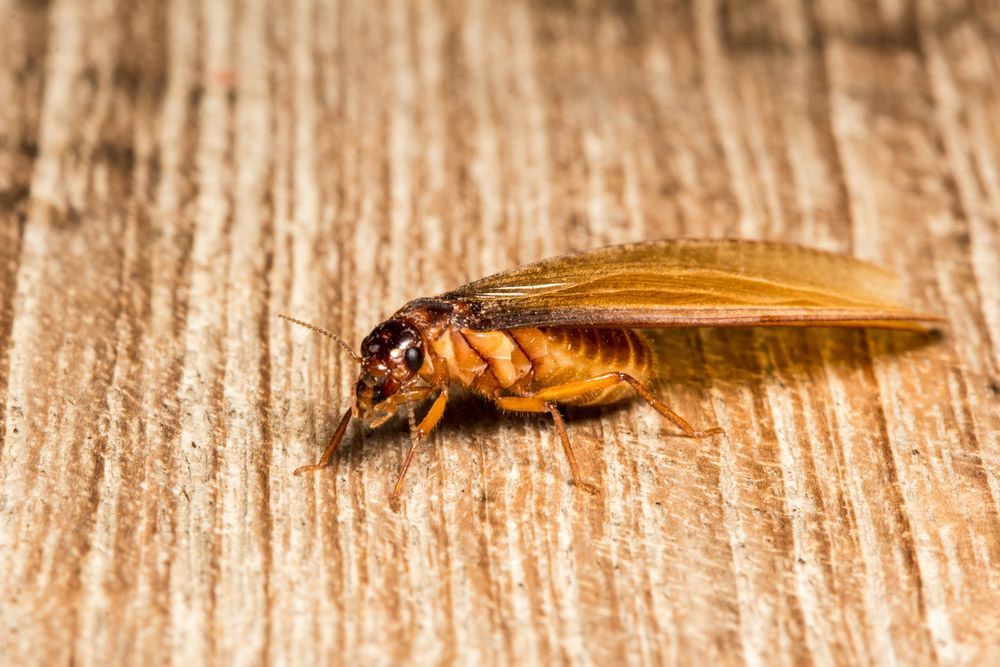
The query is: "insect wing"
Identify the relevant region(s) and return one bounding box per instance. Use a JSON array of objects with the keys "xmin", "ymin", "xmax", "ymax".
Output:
[{"xmin": 442, "ymin": 240, "xmax": 941, "ymax": 331}]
